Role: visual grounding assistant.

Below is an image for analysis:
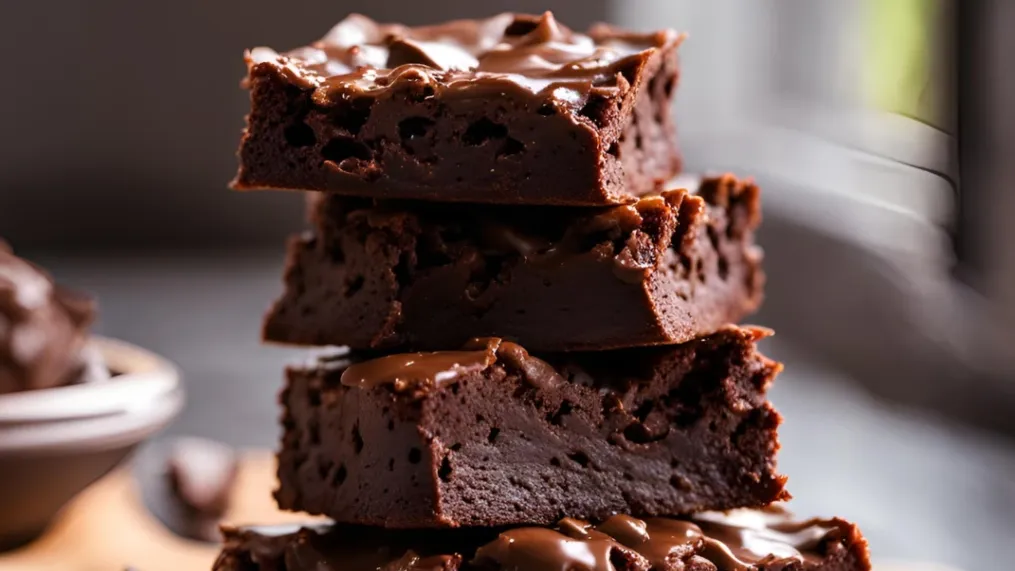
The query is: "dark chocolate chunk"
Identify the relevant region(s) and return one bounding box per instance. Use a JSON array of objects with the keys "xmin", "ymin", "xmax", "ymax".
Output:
[
  {"xmin": 212, "ymin": 507, "xmax": 873, "ymax": 571},
  {"xmin": 156, "ymin": 437, "xmax": 239, "ymax": 542},
  {"xmin": 0, "ymin": 246, "xmax": 97, "ymax": 394},
  {"xmin": 233, "ymin": 12, "xmax": 682, "ymax": 205},
  {"xmin": 264, "ymin": 174, "xmax": 763, "ymax": 352},
  {"xmin": 275, "ymin": 326, "xmax": 788, "ymax": 528},
  {"xmin": 168, "ymin": 437, "xmax": 238, "ymax": 517}
]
